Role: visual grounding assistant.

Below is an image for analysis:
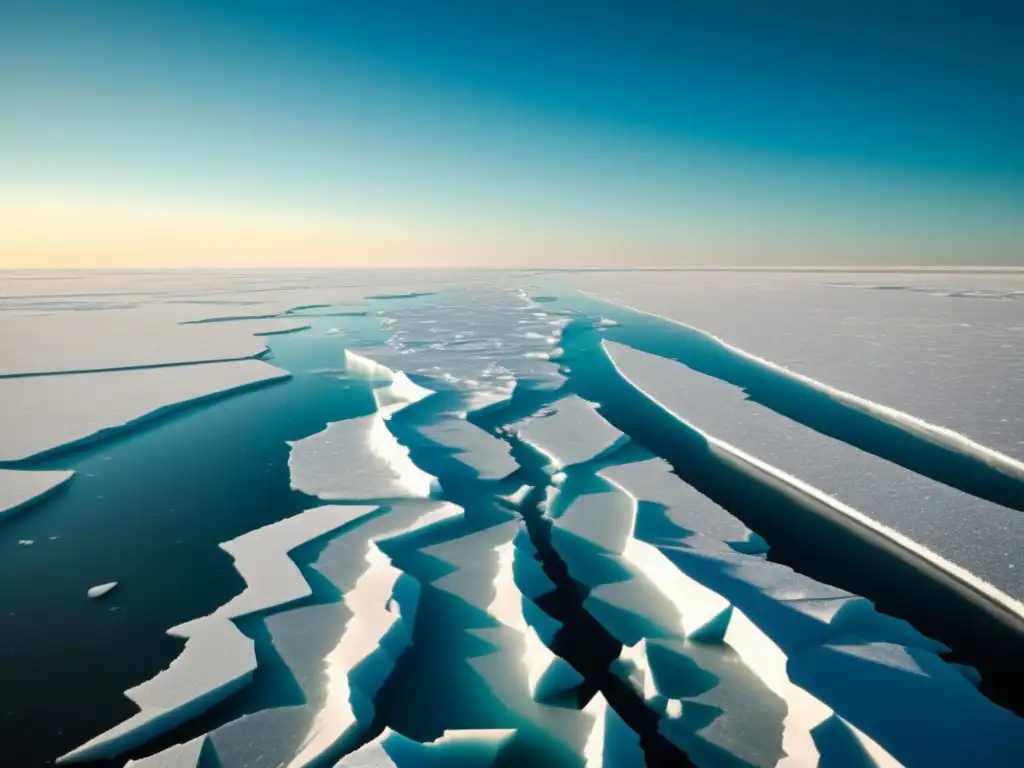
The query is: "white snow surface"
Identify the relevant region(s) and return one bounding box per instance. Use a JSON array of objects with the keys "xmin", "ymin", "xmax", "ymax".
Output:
[
  {"xmin": 0, "ymin": 469, "xmax": 74, "ymax": 519},
  {"xmin": 603, "ymin": 339, "xmax": 1024, "ymax": 603},
  {"xmin": 215, "ymin": 505, "xmax": 379, "ymax": 619},
  {"xmin": 0, "ymin": 359, "xmax": 290, "ymax": 462},
  {"xmin": 571, "ymin": 270, "xmax": 1024, "ymax": 462},
  {"xmin": 513, "ymin": 395, "xmax": 626, "ymax": 470},
  {"xmin": 288, "ymin": 415, "xmax": 438, "ymax": 501}
]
